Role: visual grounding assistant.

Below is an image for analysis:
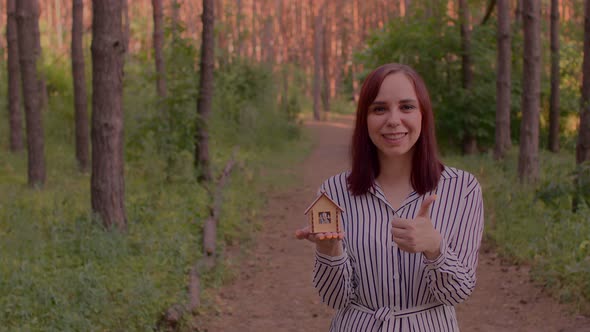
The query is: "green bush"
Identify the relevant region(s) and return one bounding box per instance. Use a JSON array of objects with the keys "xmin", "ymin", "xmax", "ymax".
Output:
[{"xmin": 447, "ymin": 150, "xmax": 590, "ymax": 313}]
